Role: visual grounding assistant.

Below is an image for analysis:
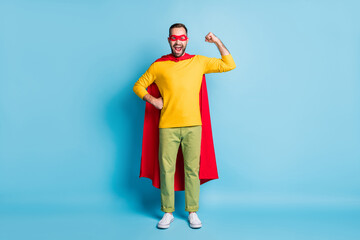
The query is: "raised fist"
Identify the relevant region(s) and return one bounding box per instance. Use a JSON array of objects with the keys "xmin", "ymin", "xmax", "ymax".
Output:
[{"xmin": 205, "ymin": 32, "xmax": 219, "ymax": 44}]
